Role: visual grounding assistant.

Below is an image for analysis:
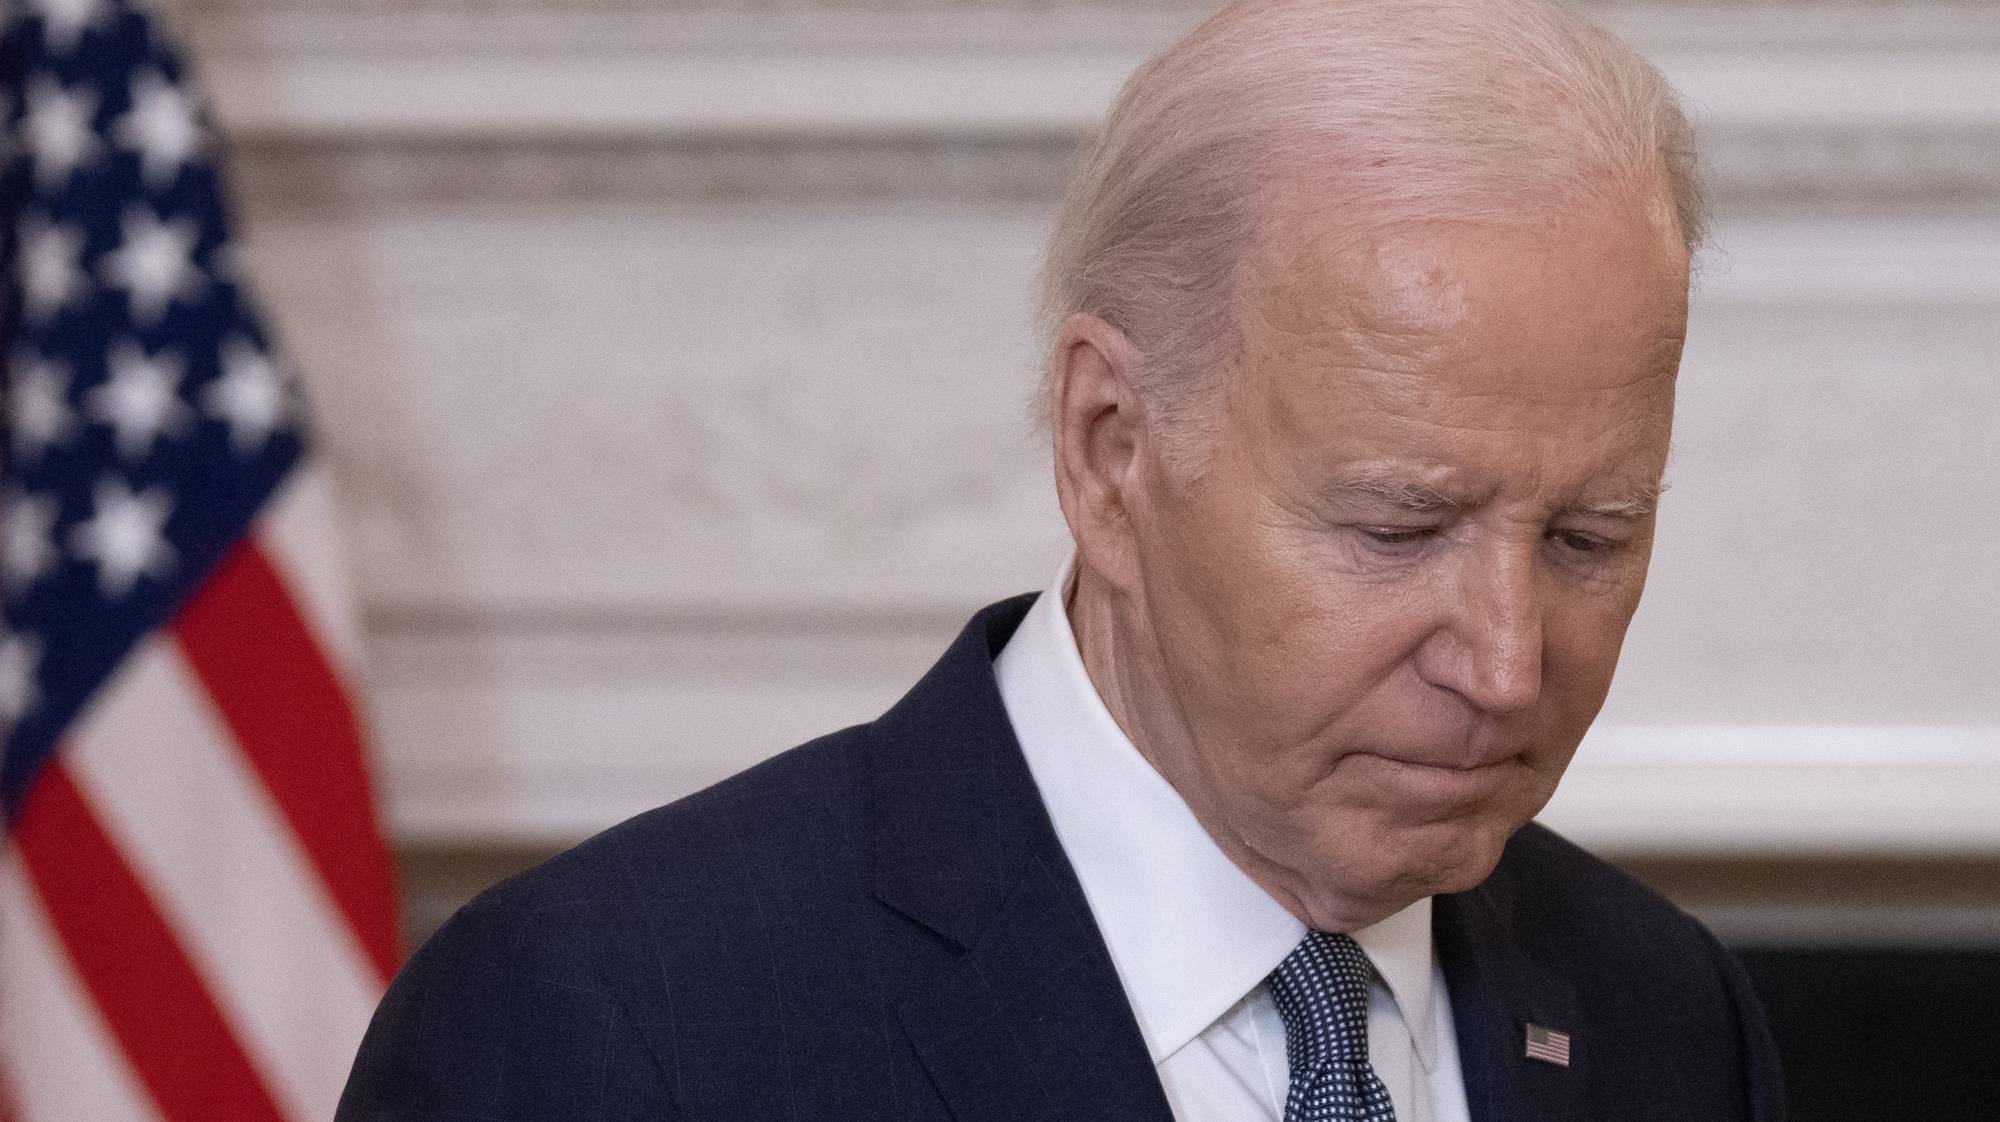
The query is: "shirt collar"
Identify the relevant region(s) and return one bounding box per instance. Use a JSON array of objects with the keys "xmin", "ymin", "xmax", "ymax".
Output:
[
  {"xmin": 1351, "ymin": 894, "xmax": 1441, "ymax": 1071},
  {"xmin": 994, "ymin": 555, "xmax": 1442, "ymax": 1068}
]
